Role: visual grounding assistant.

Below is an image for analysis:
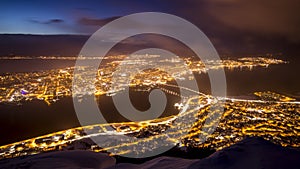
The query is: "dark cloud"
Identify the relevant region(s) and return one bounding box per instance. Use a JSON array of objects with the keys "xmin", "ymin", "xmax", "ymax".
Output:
[
  {"xmin": 29, "ymin": 19, "xmax": 64, "ymax": 24},
  {"xmin": 46, "ymin": 19, "xmax": 64, "ymax": 24},
  {"xmin": 78, "ymin": 16, "xmax": 120, "ymax": 26},
  {"xmin": 202, "ymin": 0, "xmax": 300, "ymax": 42}
]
